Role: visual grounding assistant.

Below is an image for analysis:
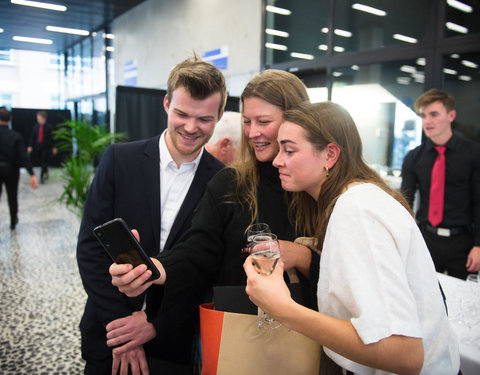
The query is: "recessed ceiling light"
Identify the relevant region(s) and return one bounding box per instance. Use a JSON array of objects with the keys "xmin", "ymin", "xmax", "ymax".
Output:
[
  {"xmin": 11, "ymin": 0, "xmax": 66, "ymax": 12},
  {"xmin": 265, "ymin": 28, "xmax": 289, "ymax": 38},
  {"xmin": 400, "ymin": 65, "xmax": 417, "ymax": 74},
  {"xmin": 443, "ymin": 68, "xmax": 458, "ymax": 75},
  {"xmin": 13, "ymin": 35, "xmax": 52, "ymax": 44},
  {"xmin": 265, "ymin": 5, "xmax": 291, "ymax": 16},
  {"xmin": 352, "ymin": 3, "xmax": 387, "ymax": 16},
  {"xmin": 416, "ymin": 58, "xmax": 426, "ymax": 66},
  {"xmin": 459, "ymin": 75, "xmax": 472, "ymax": 81},
  {"xmin": 290, "ymin": 52, "xmax": 314, "ymax": 60},
  {"xmin": 351, "ymin": 65, "xmax": 360, "ymax": 71},
  {"xmin": 333, "ymin": 46, "xmax": 345, "ymax": 52},
  {"xmin": 393, "ymin": 34, "xmax": 417, "ymax": 44},
  {"xmin": 450, "ymin": 53, "xmax": 460, "ymax": 59},
  {"xmin": 318, "ymin": 44, "xmax": 328, "ymax": 51},
  {"xmin": 447, "ymin": 0, "xmax": 473, "ymax": 13},
  {"xmin": 265, "ymin": 42, "xmax": 287, "ymax": 51},
  {"xmin": 103, "ymin": 33, "xmax": 115, "ymax": 39},
  {"xmin": 445, "ymin": 22, "xmax": 468, "ymax": 34},
  {"xmin": 0, "ymin": 28, "xmax": 4, "ymax": 33},
  {"xmin": 397, "ymin": 77, "xmax": 411, "ymax": 85},
  {"xmin": 46, "ymin": 26, "xmax": 90, "ymax": 36},
  {"xmin": 461, "ymin": 60, "xmax": 478, "ymax": 69}
]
